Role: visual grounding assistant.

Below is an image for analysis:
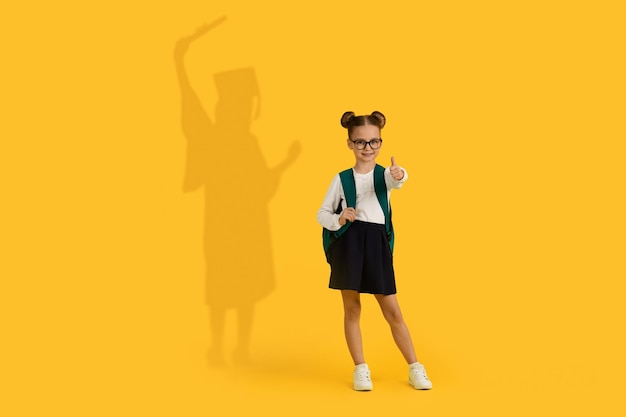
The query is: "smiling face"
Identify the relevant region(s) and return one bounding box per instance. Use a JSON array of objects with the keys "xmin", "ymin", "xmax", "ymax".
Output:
[{"xmin": 347, "ymin": 124, "xmax": 382, "ymax": 164}]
